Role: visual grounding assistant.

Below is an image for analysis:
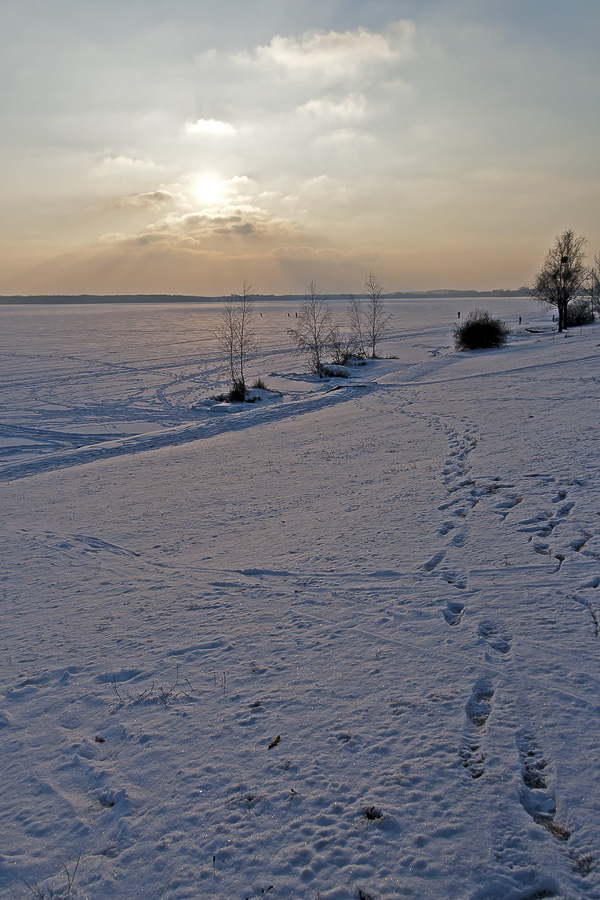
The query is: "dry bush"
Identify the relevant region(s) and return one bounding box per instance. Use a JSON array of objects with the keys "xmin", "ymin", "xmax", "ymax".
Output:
[{"xmin": 454, "ymin": 309, "xmax": 510, "ymax": 351}]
